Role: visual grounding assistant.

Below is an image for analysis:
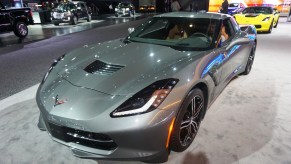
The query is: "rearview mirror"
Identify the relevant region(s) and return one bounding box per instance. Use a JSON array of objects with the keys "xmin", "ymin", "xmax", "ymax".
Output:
[{"xmin": 128, "ymin": 27, "xmax": 135, "ymax": 34}]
